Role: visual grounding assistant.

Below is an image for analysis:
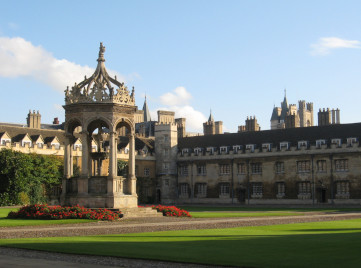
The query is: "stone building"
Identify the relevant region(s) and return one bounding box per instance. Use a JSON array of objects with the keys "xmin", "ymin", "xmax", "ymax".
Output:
[
  {"xmin": 270, "ymin": 91, "xmax": 314, "ymax": 129},
  {"xmin": 1, "ymin": 44, "xmax": 360, "ymax": 206},
  {"xmin": 203, "ymin": 111, "xmax": 223, "ymax": 135}
]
